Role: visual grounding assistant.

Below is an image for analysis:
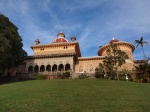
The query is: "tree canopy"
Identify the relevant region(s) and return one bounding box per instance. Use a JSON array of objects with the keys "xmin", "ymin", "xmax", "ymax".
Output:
[
  {"xmin": 134, "ymin": 62, "xmax": 150, "ymax": 83},
  {"xmin": 98, "ymin": 43, "xmax": 129, "ymax": 80},
  {"xmin": 0, "ymin": 14, "xmax": 27, "ymax": 74}
]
